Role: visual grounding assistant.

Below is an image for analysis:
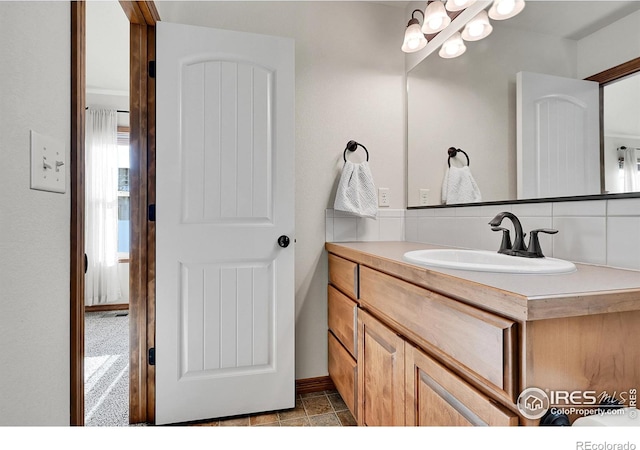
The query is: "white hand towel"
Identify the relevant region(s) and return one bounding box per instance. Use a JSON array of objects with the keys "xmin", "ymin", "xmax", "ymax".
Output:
[
  {"xmin": 441, "ymin": 166, "xmax": 482, "ymax": 205},
  {"xmin": 623, "ymin": 147, "xmax": 639, "ymax": 193},
  {"xmin": 334, "ymin": 160, "xmax": 378, "ymax": 219}
]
